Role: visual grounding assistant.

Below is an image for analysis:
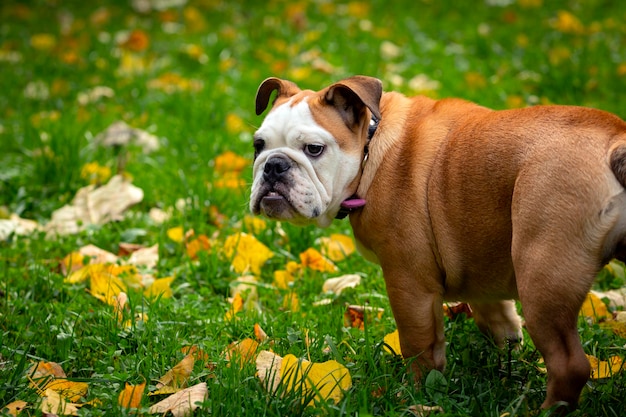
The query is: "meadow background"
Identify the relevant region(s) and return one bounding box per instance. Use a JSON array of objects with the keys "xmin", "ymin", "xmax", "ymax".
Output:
[{"xmin": 1, "ymin": 0, "xmax": 625, "ymax": 416}]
